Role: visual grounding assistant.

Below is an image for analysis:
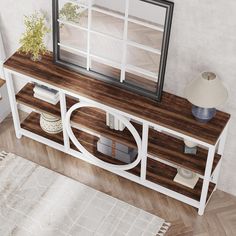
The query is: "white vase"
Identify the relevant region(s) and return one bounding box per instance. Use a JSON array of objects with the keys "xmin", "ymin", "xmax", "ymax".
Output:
[{"xmin": 40, "ymin": 113, "xmax": 62, "ymax": 134}]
